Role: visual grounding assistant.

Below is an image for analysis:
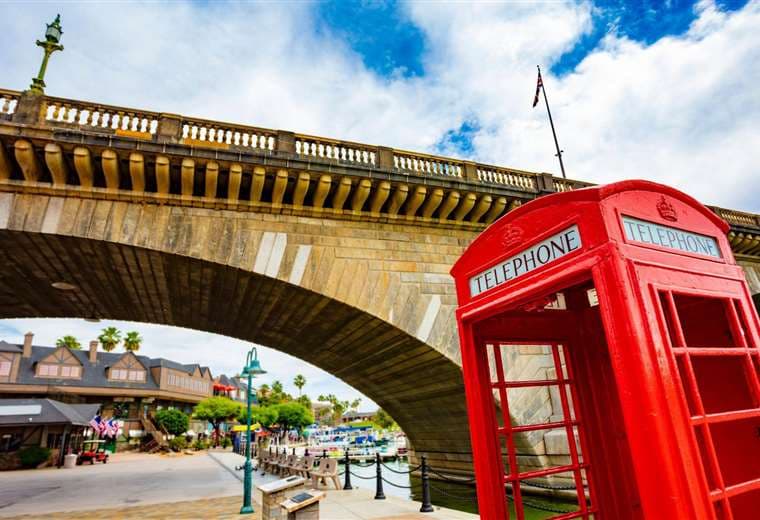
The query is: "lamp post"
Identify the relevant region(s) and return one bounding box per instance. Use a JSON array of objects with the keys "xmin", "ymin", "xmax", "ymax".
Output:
[
  {"xmin": 30, "ymin": 14, "xmax": 64, "ymax": 94},
  {"xmin": 240, "ymin": 347, "xmax": 266, "ymax": 515}
]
